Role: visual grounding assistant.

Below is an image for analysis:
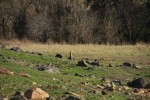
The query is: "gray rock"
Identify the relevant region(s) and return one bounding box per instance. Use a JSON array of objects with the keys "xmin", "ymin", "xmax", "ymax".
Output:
[
  {"xmin": 123, "ymin": 62, "xmax": 138, "ymax": 68},
  {"xmin": 10, "ymin": 47, "xmax": 23, "ymax": 52},
  {"xmin": 123, "ymin": 62, "xmax": 132, "ymax": 67},
  {"xmin": 127, "ymin": 78, "xmax": 148, "ymax": 88},
  {"xmin": 55, "ymin": 54, "xmax": 63, "ymax": 58},
  {"xmin": 37, "ymin": 65, "xmax": 59, "ymax": 73},
  {"xmin": 37, "ymin": 65, "xmax": 48, "ymax": 71},
  {"xmin": 77, "ymin": 60, "xmax": 89, "ymax": 67},
  {"xmin": 90, "ymin": 59, "xmax": 100, "ymax": 66}
]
